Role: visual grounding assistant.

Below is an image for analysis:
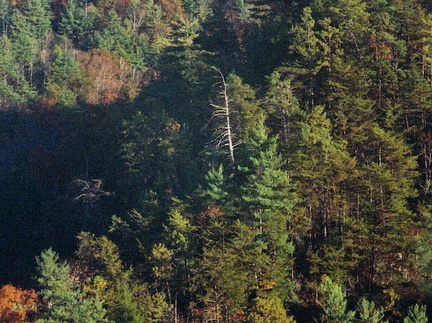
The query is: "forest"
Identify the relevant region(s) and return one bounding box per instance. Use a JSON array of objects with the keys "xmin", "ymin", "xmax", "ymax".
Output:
[{"xmin": 1, "ymin": 0, "xmax": 432, "ymax": 321}]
